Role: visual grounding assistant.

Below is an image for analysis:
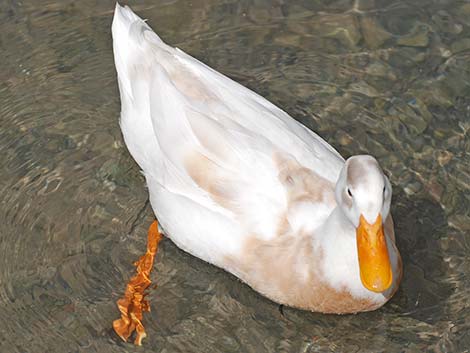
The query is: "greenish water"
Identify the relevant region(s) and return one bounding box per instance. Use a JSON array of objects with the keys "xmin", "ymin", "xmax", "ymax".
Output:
[{"xmin": 0, "ymin": 0, "xmax": 469, "ymax": 352}]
